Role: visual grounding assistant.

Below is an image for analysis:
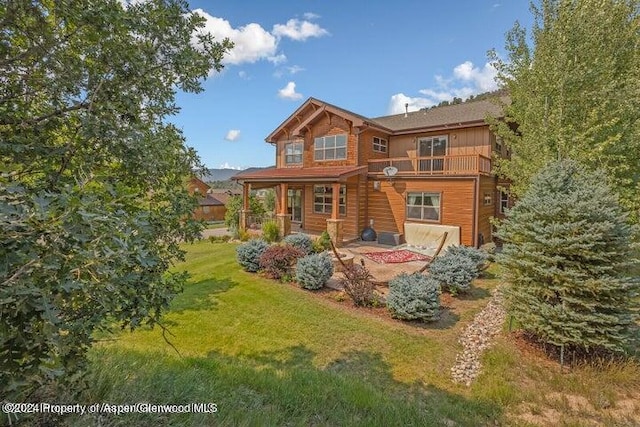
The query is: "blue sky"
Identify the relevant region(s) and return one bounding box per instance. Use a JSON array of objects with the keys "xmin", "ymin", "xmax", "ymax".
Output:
[{"xmin": 174, "ymin": 1, "xmax": 534, "ymax": 170}]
